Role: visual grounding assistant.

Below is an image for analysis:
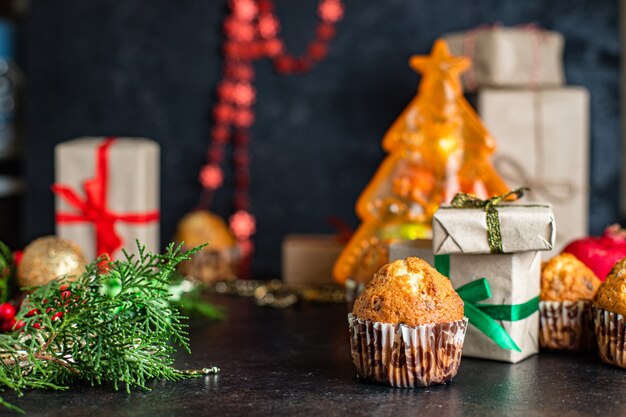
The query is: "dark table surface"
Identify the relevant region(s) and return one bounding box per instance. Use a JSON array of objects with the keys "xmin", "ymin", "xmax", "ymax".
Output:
[{"xmin": 4, "ymin": 294, "xmax": 626, "ymax": 417}]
